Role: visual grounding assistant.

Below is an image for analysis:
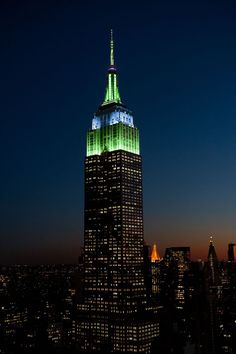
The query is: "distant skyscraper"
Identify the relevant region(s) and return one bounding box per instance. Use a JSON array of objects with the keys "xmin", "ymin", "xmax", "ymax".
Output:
[
  {"xmin": 228, "ymin": 243, "xmax": 236, "ymax": 262},
  {"xmin": 164, "ymin": 247, "xmax": 190, "ymax": 266},
  {"xmin": 206, "ymin": 237, "xmax": 221, "ymax": 286},
  {"xmin": 78, "ymin": 31, "xmax": 159, "ymax": 353},
  {"xmin": 163, "ymin": 247, "xmax": 190, "ymax": 309},
  {"xmin": 150, "ymin": 243, "xmax": 161, "ymax": 297},
  {"xmin": 150, "ymin": 243, "xmax": 160, "ymax": 263},
  {"xmin": 204, "ymin": 237, "xmax": 222, "ymax": 354}
]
